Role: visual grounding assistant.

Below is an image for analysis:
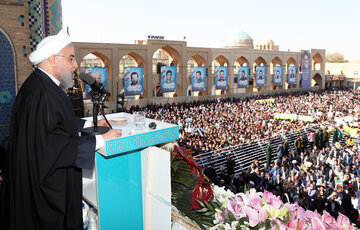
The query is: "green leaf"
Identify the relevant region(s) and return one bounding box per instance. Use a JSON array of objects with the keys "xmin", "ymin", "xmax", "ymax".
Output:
[
  {"xmin": 265, "ymin": 220, "xmax": 272, "ymax": 230},
  {"xmin": 212, "ymin": 199, "xmax": 222, "ymax": 209},
  {"xmin": 282, "ymin": 212, "xmax": 290, "ymax": 224},
  {"xmin": 204, "ymin": 201, "xmax": 214, "ymax": 211},
  {"xmin": 196, "ymin": 199, "xmax": 206, "ymax": 208},
  {"xmin": 194, "ymin": 208, "xmax": 208, "ymax": 213},
  {"xmin": 201, "ymin": 221, "xmax": 214, "ymax": 227},
  {"xmin": 237, "ymin": 217, "xmax": 248, "ymax": 226},
  {"xmin": 228, "ymin": 211, "xmax": 236, "ymax": 222},
  {"xmin": 218, "ymin": 225, "xmax": 225, "ymax": 230},
  {"xmin": 203, "ymin": 211, "xmax": 215, "ymax": 216}
]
